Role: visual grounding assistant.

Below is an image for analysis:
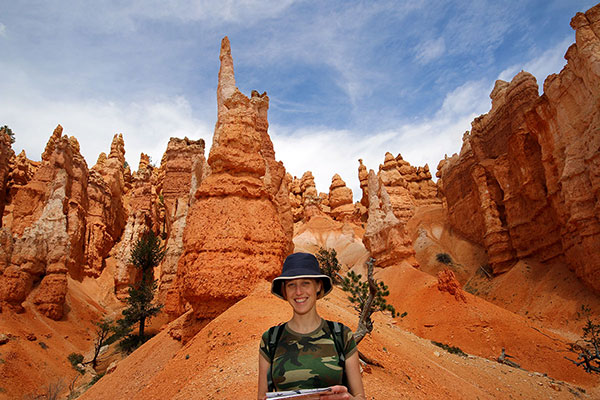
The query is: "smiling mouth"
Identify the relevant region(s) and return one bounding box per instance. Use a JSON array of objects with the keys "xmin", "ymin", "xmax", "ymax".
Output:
[{"xmin": 295, "ymin": 298, "xmax": 308, "ymax": 304}]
